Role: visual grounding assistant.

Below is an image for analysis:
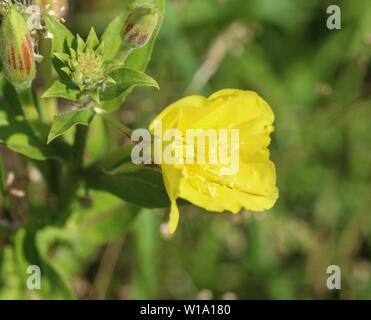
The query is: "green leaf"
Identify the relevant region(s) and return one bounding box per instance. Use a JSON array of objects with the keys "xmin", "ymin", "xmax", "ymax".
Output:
[
  {"xmin": 0, "ymin": 81, "xmax": 65, "ymax": 160},
  {"xmin": 14, "ymin": 228, "xmax": 75, "ymax": 299},
  {"xmin": 47, "ymin": 107, "xmax": 94, "ymax": 144},
  {"xmin": 0, "ymin": 246, "xmax": 28, "ymax": 299},
  {"xmin": 54, "ymin": 52, "xmax": 70, "ymax": 63},
  {"xmin": 76, "ymin": 34, "xmax": 86, "ymax": 53},
  {"xmin": 42, "ymin": 81, "xmax": 82, "ymax": 101},
  {"xmin": 100, "ymin": 0, "xmax": 165, "ymax": 111},
  {"xmin": 43, "ymin": 15, "xmax": 76, "ymax": 83},
  {"xmin": 89, "ymin": 88, "xmax": 100, "ymax": 104},
  {"xmin": 0, "ymin": 111, "xmax": 56, "ymax": 160},
  {"xmin": 35, "ymin": 227, "xmax": 98, "ymax": 280},
  {"xmin": 100, "ymin": 67, "xmax": 159, "ymax": 101},
  {"xmin": 32, "ymin": 194, "xmax": 140, "ymax": 281},
  {"xmin": 43, "ymin": 14, "xmax": 75, "ymax": 54},
  {"xmin": 70, "ymin": 192, "xmax": 140, "ymax": 244},
  {"xmin": 3, "ymin": 133, "xmax": 50, "ymax": 160},
  {"xmin": 86, "ymin": 168, "xmax": 171, "ymax": 208},
  {"xmin": 105, "ymin": 162, "xmax": 143, "ymax": 174},
  {"xmin": 94, "ymin": 144, "xmax": 133, "ymax": 169},
  {"xmin": 101, "ymin": 11, "xmax": 128, "ymax": 61},
  {"xmin": 86, "ymin": 27, "xmax": 100, "ymax": 51},
  {"xmin": 99, "ymin": 92, "xmax": 130, "ymax": 113}
]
